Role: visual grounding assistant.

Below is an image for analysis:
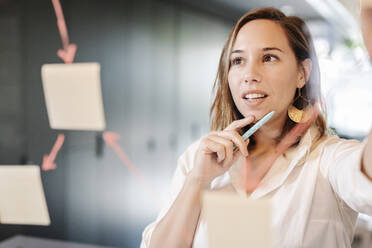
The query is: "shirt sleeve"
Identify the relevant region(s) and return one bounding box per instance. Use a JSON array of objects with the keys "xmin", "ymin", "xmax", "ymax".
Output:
[
  {"xmin": 323, "ymin": 135, "xmax": 372, "ymax": 215},
  {"xmin": 140, "ymin": 140, "xmax": 200, "ymax": 248}
]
